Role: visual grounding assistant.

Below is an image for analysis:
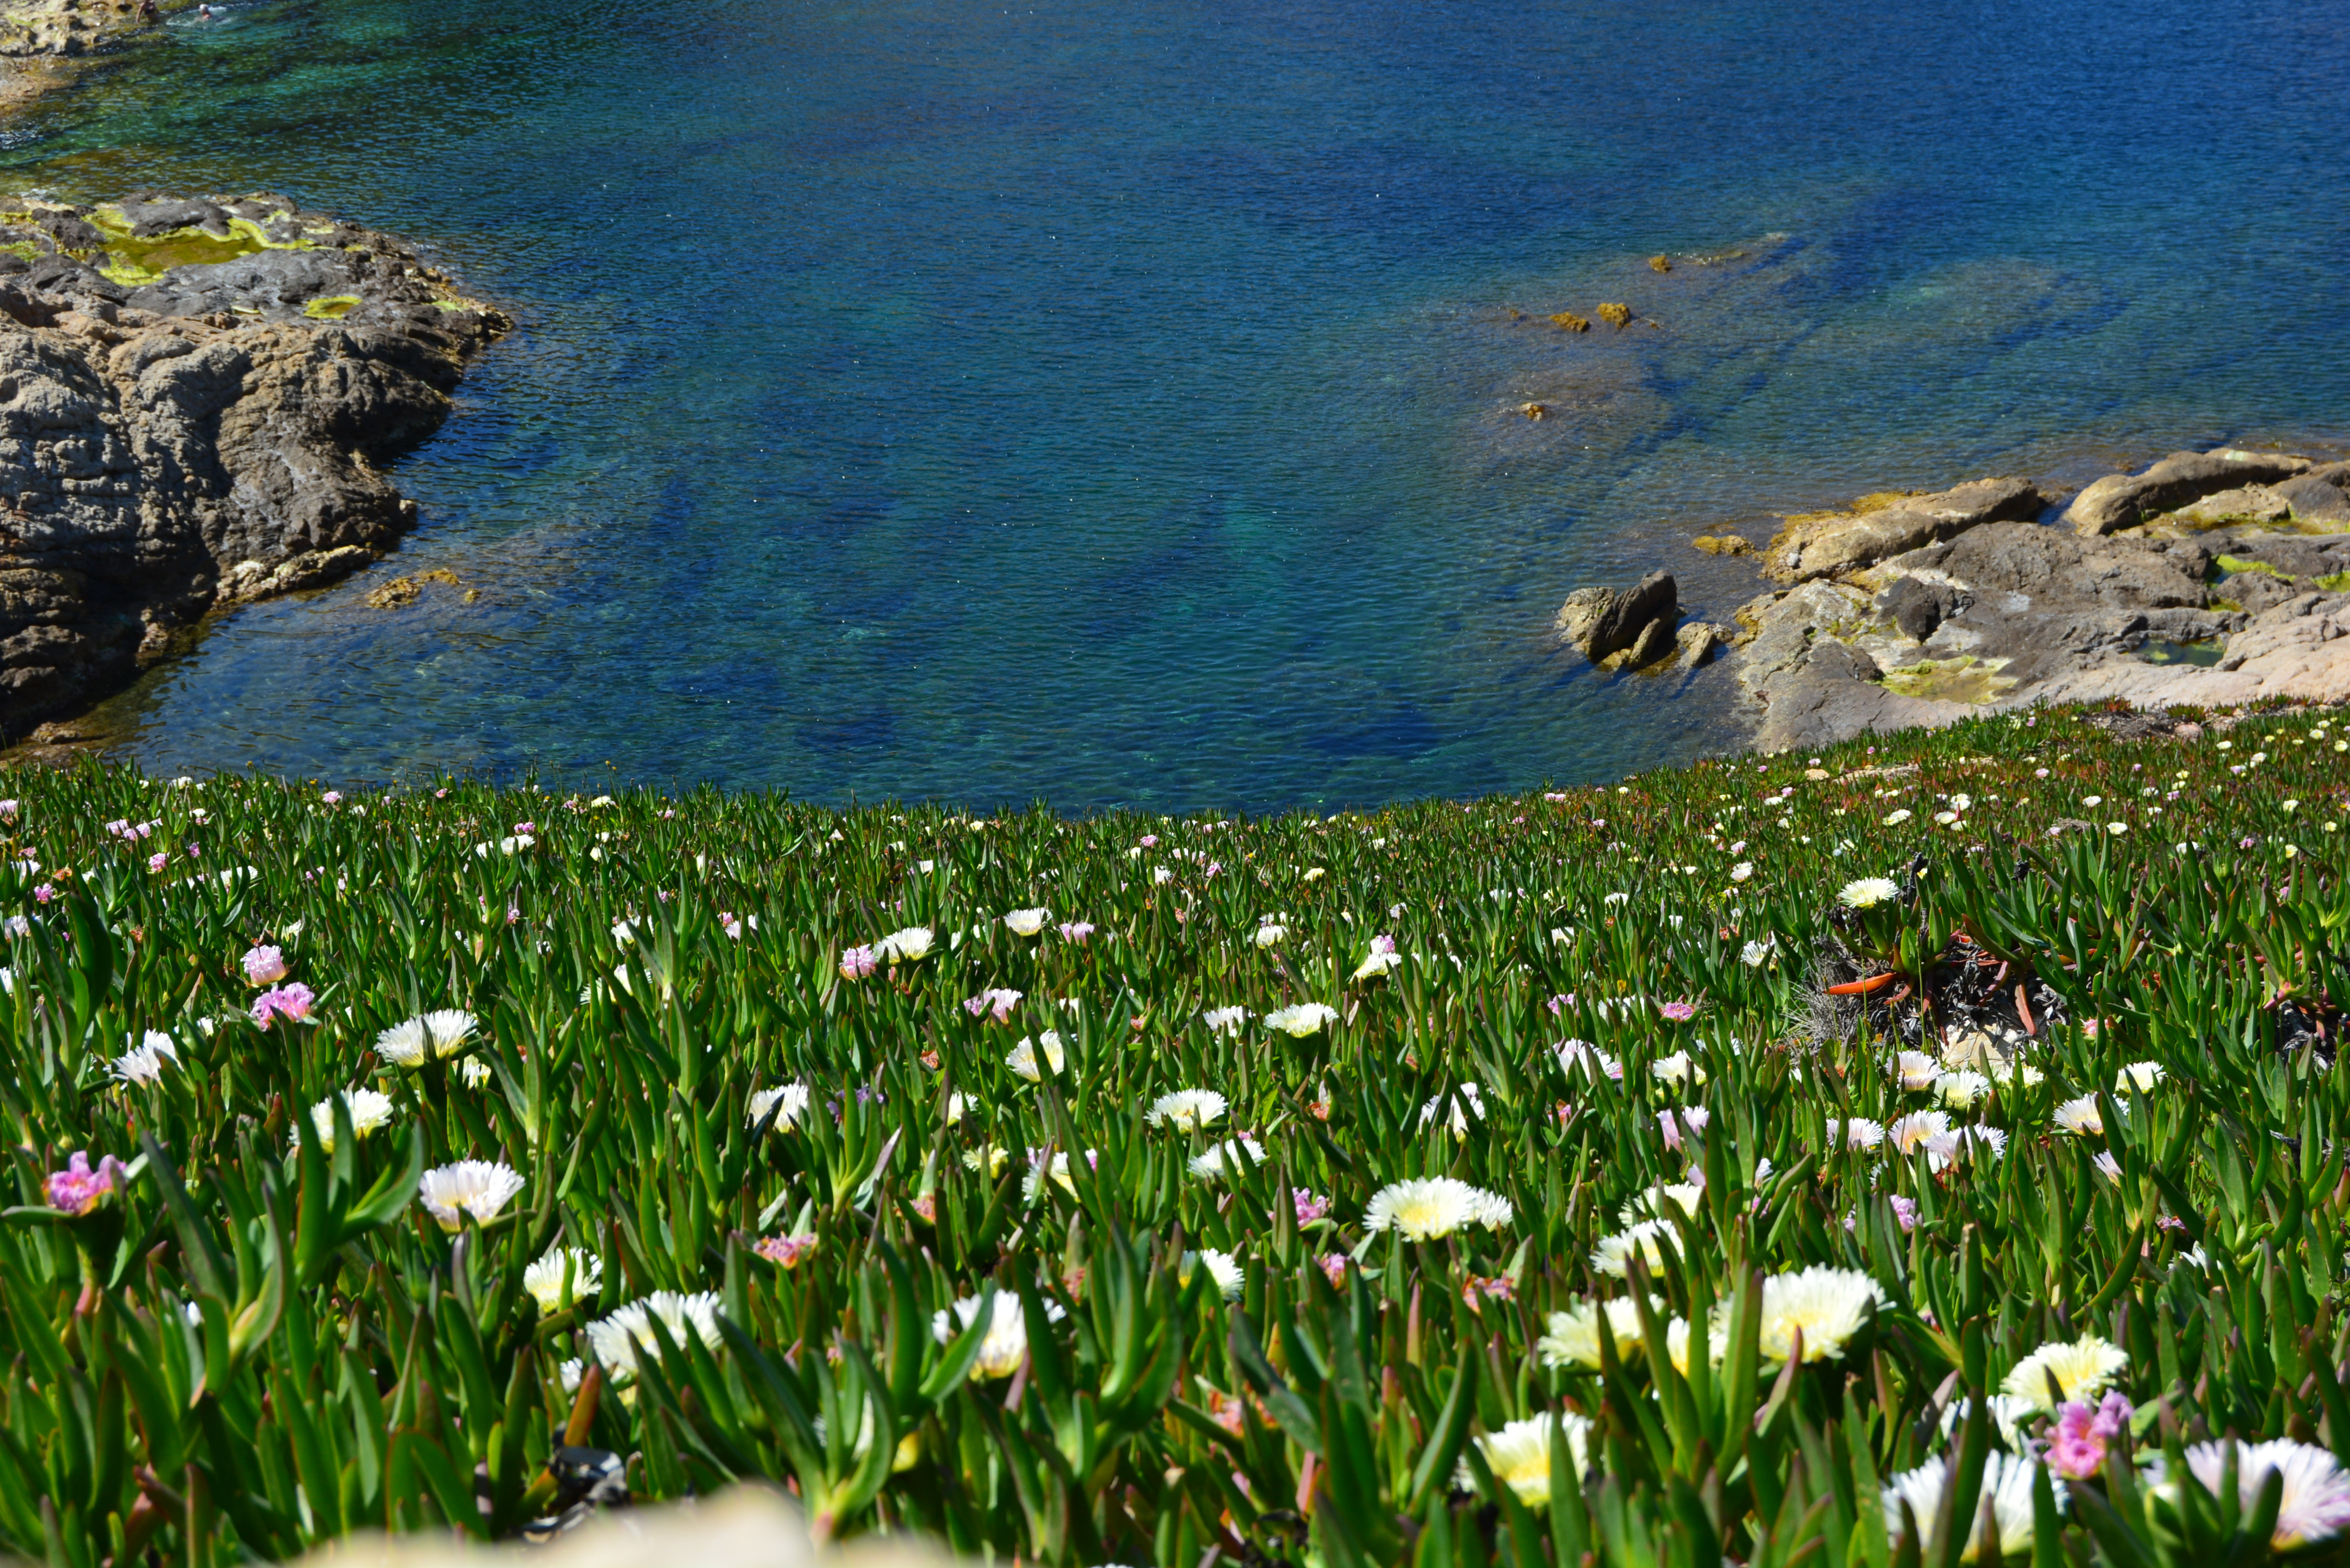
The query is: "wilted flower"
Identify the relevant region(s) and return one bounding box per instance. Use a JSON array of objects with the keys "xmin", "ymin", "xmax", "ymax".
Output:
[
  {"xmin": 1364, "ymin": 1177, "xmax": 1511, "ymax": 1240},
  {"xmin": 2003, "ymin": 1334, "xmax": 2128, "ymax": 1410},
  {"xmin": 418, "ymin": 1160, "xmax": 526, "ymax": 1231},
  {"xmin": 754, "ymin": 1233, "xmax": 819, "ymax": 1270},
  {"xmin": 1264, "ymin": 1003, "xmax": 1338, "ymax": 1037},
  {"xmin": 523, "ymin": 1247, "xmax": 604, "ymax": 1313},
  {"xmin": 45, "ymin": 1151, "xmax": 125, "ymax": 1216},
  {"xmin": 376, "ymin": 1010, "xmax": 479, "ymax": 1067},
  {"xmin": 1146, "ymin": 1089, "xmax": 1227, "ymax": 1131},
  {"xmin": 1883, "ymin": 1451, "xmax": 2056, "ymax": 1561},
  {"xmin": 588, "ymin": 1291, "xmax": 723, "ymax": 1379},
  {"xmin": 748, "ymin": 1082, "xmax": 811, "ymax": 1131},
  {"xmin": 241, "ymin": 944, "xmax": 287, "ymax": 986}
]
